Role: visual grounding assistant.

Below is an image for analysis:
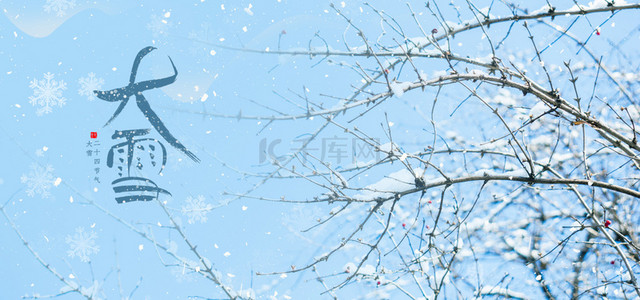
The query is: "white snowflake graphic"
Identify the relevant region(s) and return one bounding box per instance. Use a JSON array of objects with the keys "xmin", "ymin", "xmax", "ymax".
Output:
[
  {"xmin": 29, "ymin": 72, "xmax": 67, "ymax": 116},
  {"xmin": 21, "ymin": 163, "xmax": 56, "ymax": 198},
  {"xmin": 66, "ymin": 227, "xmax": 100, "ymax": 262},
  {"xmin": 77, "ymin": 72, "xmax": 104, "ymax": 101},
  {"xmin": 43, "ymin": 0, "xmax": 76, "ymax": 17},
  {"xmin": 181, "ymin": 195, "xmax": 213, "ymax": 224}
]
